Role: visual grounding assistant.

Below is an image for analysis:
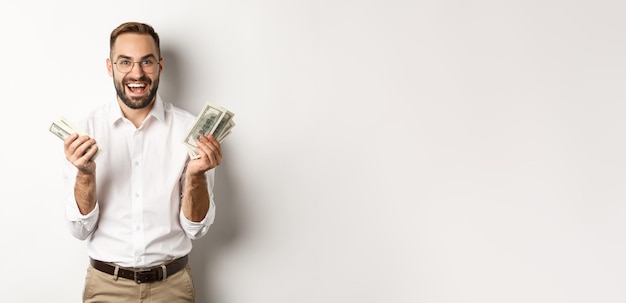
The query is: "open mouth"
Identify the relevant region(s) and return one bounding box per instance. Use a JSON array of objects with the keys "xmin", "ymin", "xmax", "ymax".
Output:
[{"xmin": 127, "ymin": 82, "xmax": 148, "ymax": 95}]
